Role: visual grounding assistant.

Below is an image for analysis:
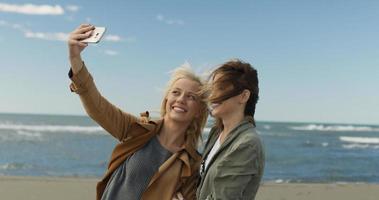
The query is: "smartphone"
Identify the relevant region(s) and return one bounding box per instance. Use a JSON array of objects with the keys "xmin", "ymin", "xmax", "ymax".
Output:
[{"xmin": 81, "ymin": 27, "xmax": 106, "ymax": 43}]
